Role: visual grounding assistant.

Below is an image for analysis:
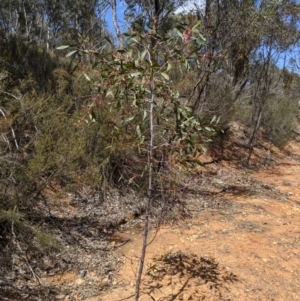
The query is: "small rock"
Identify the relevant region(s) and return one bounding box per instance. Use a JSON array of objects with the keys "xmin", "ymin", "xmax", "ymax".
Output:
[
  {"xmin": 75, "ymin": 278, "xmax": 85, "ymax": 285},
  {"xmin": 79, "ymin": 270, "xmax": 87, "ymax": 278}
]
